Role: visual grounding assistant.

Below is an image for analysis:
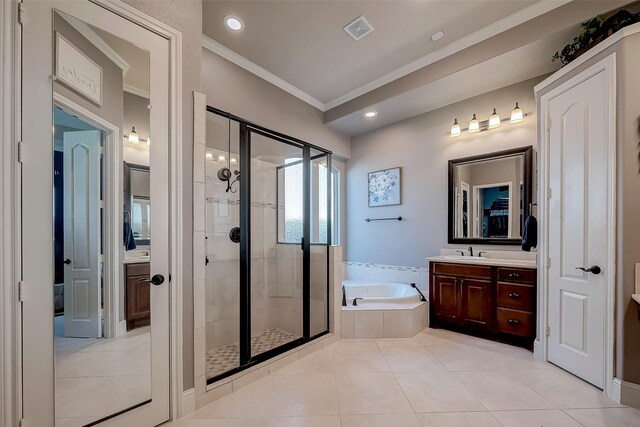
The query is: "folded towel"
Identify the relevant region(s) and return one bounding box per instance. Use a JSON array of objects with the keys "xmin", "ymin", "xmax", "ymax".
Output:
[
  {"xmin": 124, "ymin": 221, "xmax": 137, "ymax": 251},
  {"xmin": 522, "ymin": 215, "xmax": 537, "ymax": 252}
]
